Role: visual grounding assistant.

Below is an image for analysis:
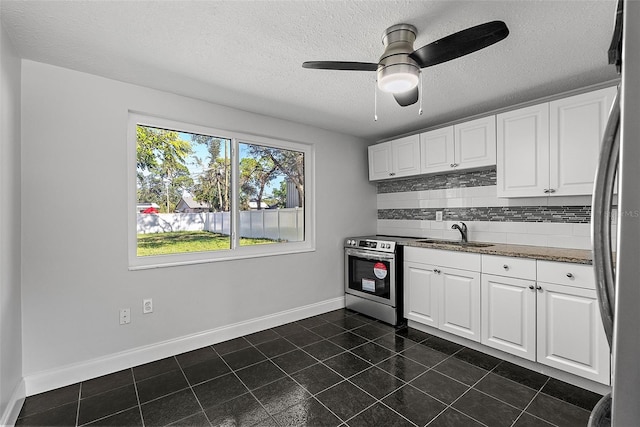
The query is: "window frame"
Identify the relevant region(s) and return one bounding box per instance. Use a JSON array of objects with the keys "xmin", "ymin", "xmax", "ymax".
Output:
[{"xmin": 128, "ymin": 112, "xmax": 315, "ymax": 270}]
